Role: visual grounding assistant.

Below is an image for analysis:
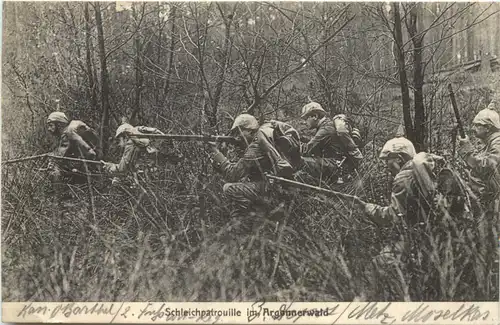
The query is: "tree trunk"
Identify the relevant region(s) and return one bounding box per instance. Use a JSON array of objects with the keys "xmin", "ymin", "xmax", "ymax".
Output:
[
  {"xmin": 466, "ymin": 10, "xmax": 475, "ymax": 61},
  {"xmin": 162, "ymin": 4, "xmax": 177, "ymax": 104},
  {"xmin": 209, "ymin": 3, "xmax": 236, "ymax": 131},
  {"xmin": 154, "ymin": 2, "xmax": 164, "ymax": 105},
  {"xmin": 408, "ymin": 3, "xmax": 426, "ymax": 151},
  {"xmin": 130, "ymin": 3, "xmax": 144, "ymax": 124},
  {"xmin": 95, "ymin": 2, "xmax": 111, "ymax": 156},
  {"xmin": 84, "ymin": 3, "xmax": 98, "ymax": 114},
  {"xmin": 392, "ymin": 2, "xmax": 414, "ymax": 142}
]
